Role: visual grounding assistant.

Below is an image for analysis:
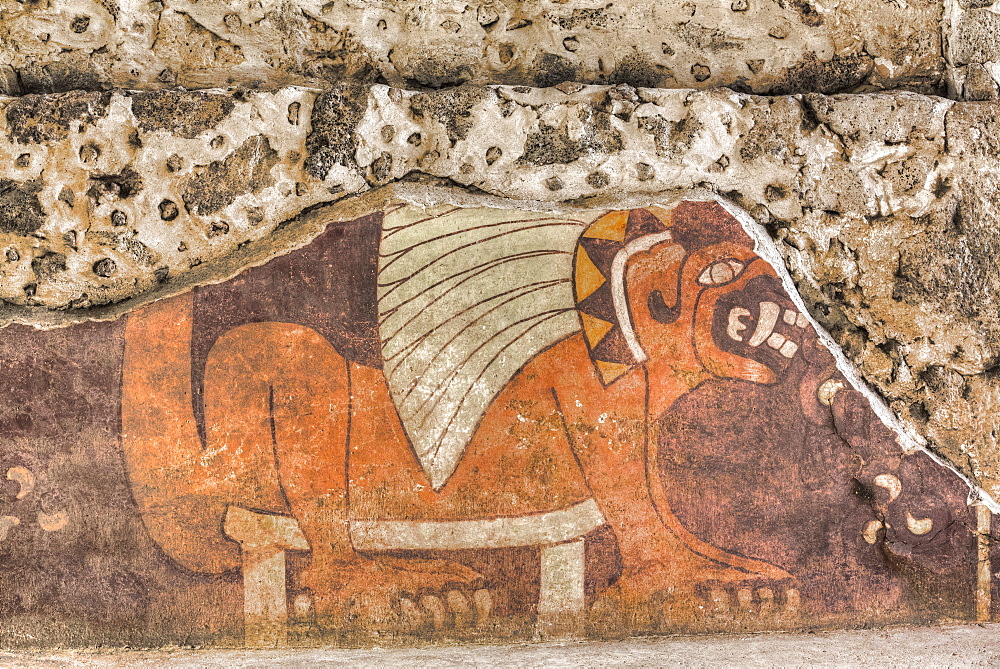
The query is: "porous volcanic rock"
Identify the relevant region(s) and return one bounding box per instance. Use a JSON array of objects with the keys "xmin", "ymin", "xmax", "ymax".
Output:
[{"xmin": 0, "ymin": 0, "xmax": 943, "ymax": 95}]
